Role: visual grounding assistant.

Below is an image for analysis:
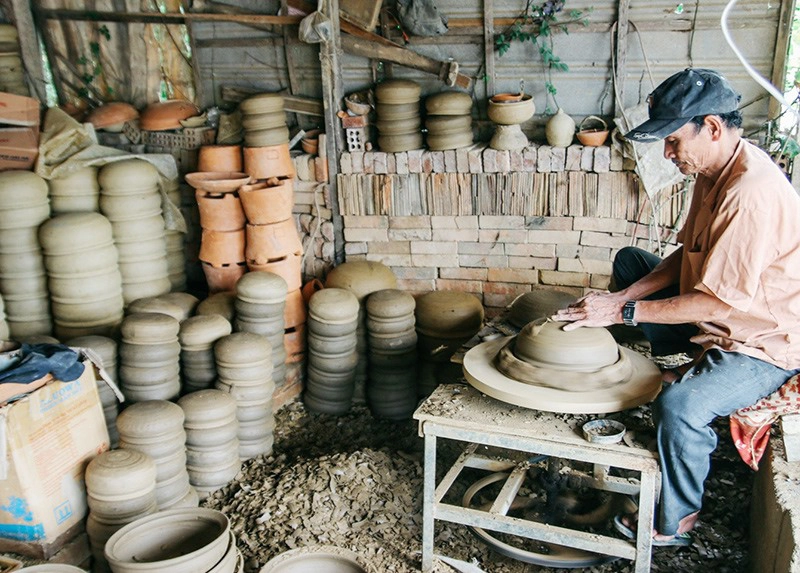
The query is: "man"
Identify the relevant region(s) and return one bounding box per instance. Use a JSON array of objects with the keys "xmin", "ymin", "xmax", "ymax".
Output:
[{"xmin": 553, "ymin": 68, "xmax": 800, "ymax": 545}]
